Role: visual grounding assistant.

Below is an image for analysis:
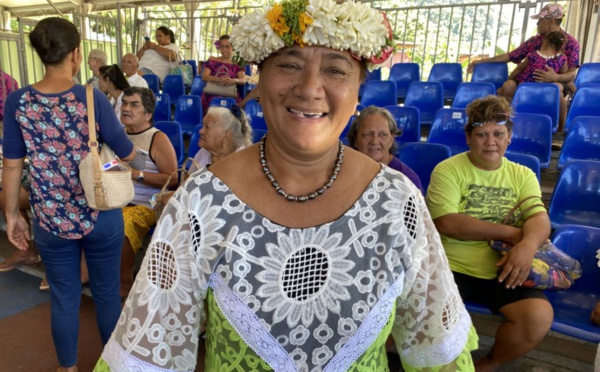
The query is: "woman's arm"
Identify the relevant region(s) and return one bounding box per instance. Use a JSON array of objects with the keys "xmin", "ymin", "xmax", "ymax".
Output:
[
  {"xmin": 433, "ymin": 213, "xmax": 522, "ymax": 245},
  {"xmin": 130, "ymin": 132, "xmax": 178, "ymax": 189},
  {"xmin": 2, "ymin": 158, "xmax": 30, "ymax": 250}
]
